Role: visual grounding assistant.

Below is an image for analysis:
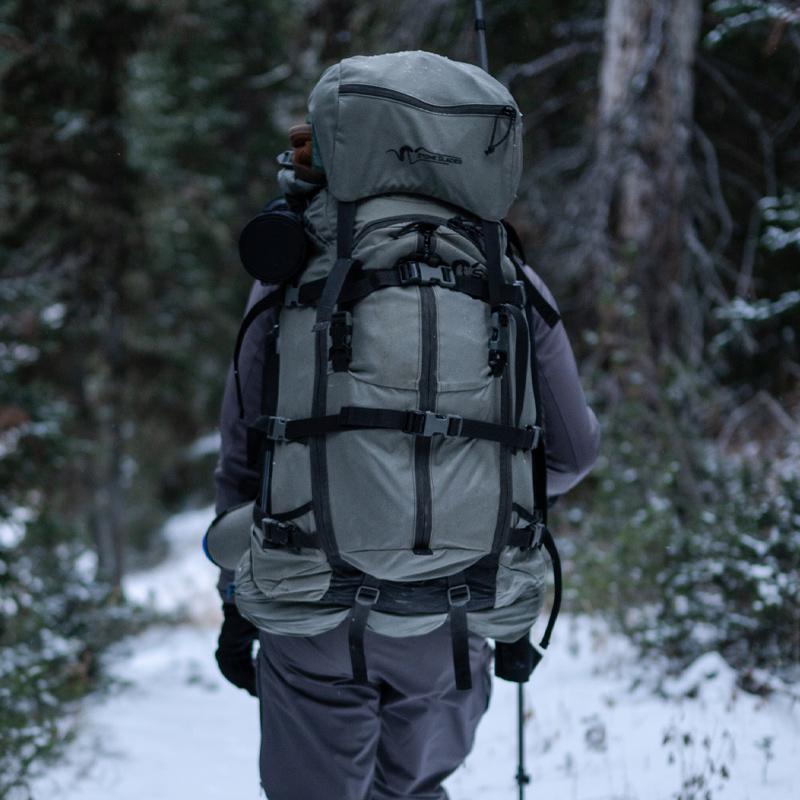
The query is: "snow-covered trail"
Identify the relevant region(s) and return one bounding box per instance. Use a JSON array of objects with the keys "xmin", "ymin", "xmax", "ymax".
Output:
[{"xmin": 29, "ymin": 507, "xmax": 799, "ymax": 800}]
